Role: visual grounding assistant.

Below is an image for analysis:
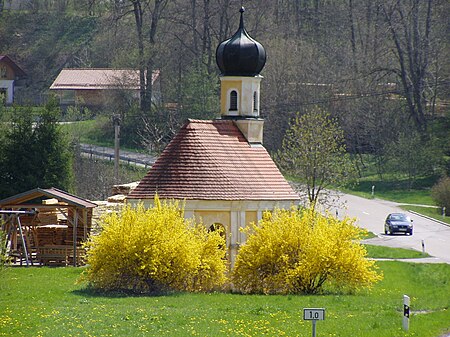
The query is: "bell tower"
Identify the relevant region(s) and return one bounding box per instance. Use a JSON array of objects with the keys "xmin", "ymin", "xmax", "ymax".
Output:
[{"xmin": 216, "ymin": 7, "xmax": 266, "ymax": 143}]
